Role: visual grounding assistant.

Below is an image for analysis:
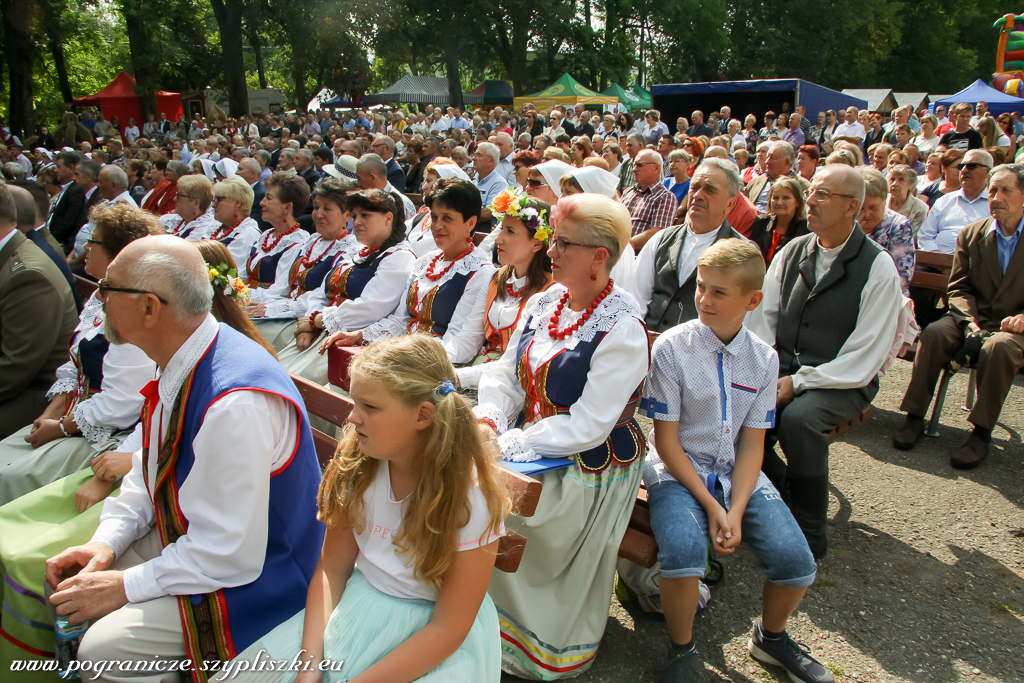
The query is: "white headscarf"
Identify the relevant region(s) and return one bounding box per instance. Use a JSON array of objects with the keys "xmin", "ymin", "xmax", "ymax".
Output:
[
  {"xmin": 430, "ymin": 163, "xmax": 471, "ymax": 182},
  {"xmin": 214, "ymin": 158, "xmax": 238, "ymax": 179},
  {"xmin": 533, "ymin": 160, "xmax": 576, "ymax": 198},
  {"xmin": 570, "ymin": 166, "xmax": 619, "ymax": 198},
  {"xmin": 200, "ymin": 159, "xmax": 217, "ymax": 183}
]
